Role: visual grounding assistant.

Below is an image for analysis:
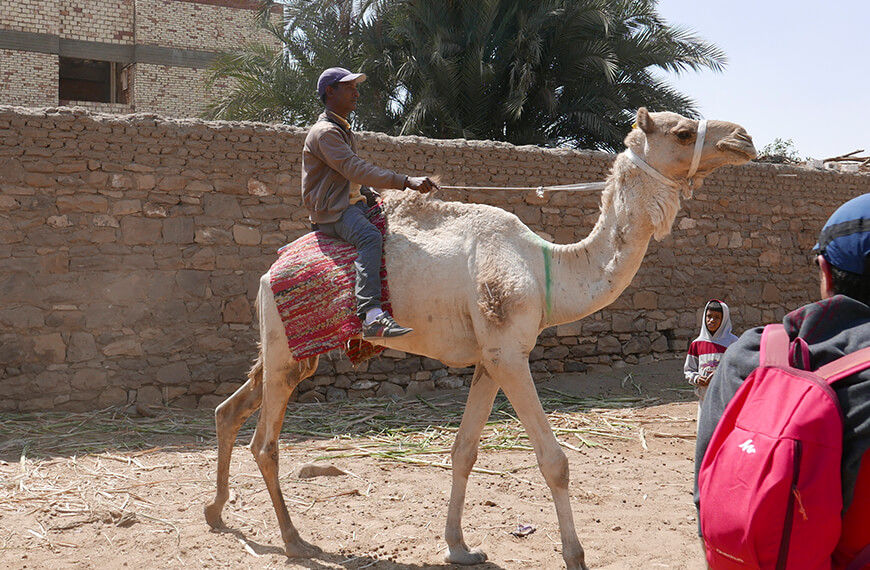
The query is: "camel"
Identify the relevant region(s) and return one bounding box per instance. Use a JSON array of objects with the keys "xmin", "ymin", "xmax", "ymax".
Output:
[{"xmin": 204, "ymin": 108, "xmax": 756, "ymax": 569}]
